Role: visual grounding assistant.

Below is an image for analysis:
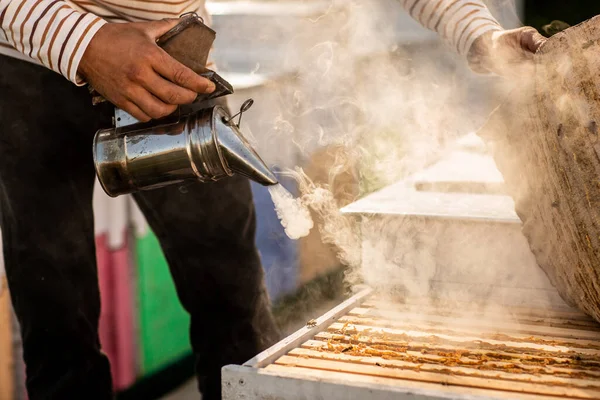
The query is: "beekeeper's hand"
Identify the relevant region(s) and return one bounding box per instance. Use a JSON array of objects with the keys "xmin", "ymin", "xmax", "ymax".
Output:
[
  {"xmin": 78, "ymin": 19, "xmax": 215, "ymax": 122},
  {"xmin": 467, "ymin": 27, "xmax": 547, "ymax": 78}
]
